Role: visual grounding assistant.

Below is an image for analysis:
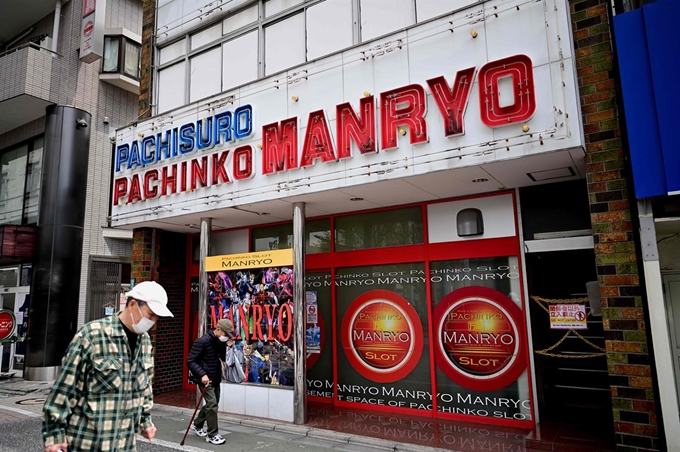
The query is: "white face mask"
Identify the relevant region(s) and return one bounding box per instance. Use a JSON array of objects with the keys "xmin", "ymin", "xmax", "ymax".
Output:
[
  {"xmin": 132, "ymin": 304, "xmax": 156, "ymax": 334},
  {"xmin": 219, "ymin": 335, "xmax": 229, "ymax": 342}
]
